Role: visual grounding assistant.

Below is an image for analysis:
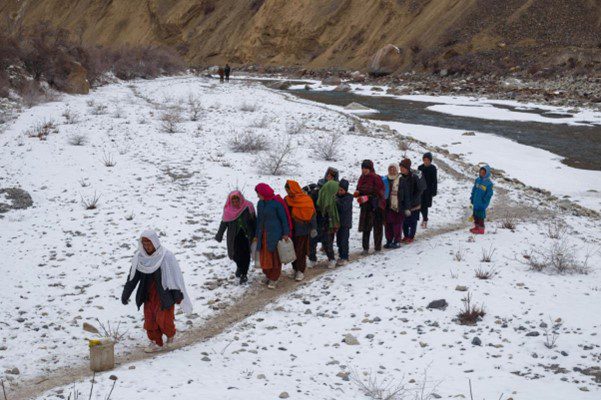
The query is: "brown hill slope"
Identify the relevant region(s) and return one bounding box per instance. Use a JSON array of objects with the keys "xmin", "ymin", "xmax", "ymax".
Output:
[{"xmin": 2, "ymin": 0, "xmax": 601, "ymax": 74}]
